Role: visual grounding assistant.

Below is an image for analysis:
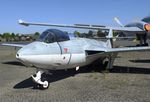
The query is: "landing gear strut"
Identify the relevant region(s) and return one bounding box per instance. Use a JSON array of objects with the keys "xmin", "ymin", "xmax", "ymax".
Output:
[
  {"xmin": 136, "ymin": 33, "xmax": 148, "ymax": 46},
  {"xmin": 103, "ymin": 53, "xmax": 118, "ymax": 70},
  {"xmin": 31, "ymin": 70, "xmax": 49, "ymax": 89}
]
